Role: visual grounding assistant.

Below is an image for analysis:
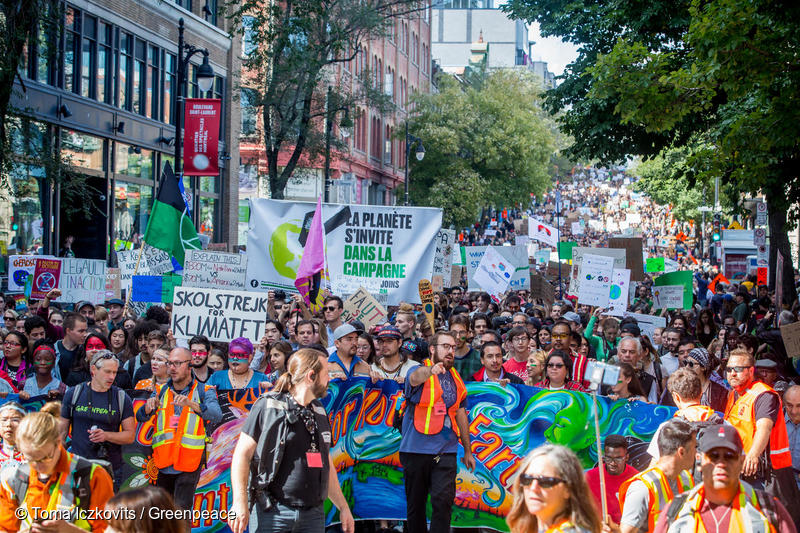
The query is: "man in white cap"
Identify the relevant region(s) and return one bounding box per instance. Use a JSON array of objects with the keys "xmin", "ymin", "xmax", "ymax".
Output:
[{"xmin": 328, "ymin": 324, "xmax": 370, "ymax": 379}]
